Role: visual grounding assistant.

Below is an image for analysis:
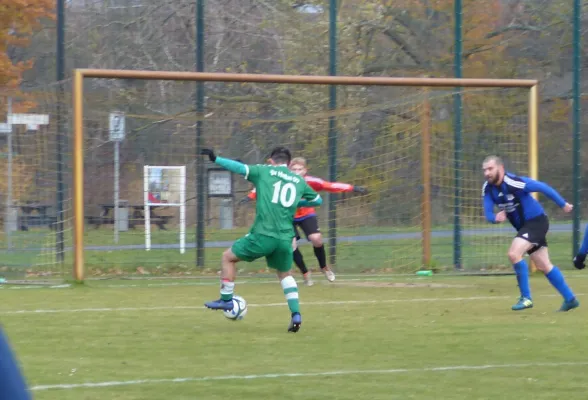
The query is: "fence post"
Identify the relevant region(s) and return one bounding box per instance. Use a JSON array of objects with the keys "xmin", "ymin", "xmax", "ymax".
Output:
[
  {"xmin": 327, "ymin": 0, "xmax": 338, "ymax": 266},
  {"xmin": 195, "ymin": 0, "xmax": 205, "ymax": 267},
  {"xmin": 573, "ymin": 0, "xmax": 582, "ymax": 256},
  {"xmin": 453, "ymin": 0, "xmax": 463, "ymax": 270}
]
